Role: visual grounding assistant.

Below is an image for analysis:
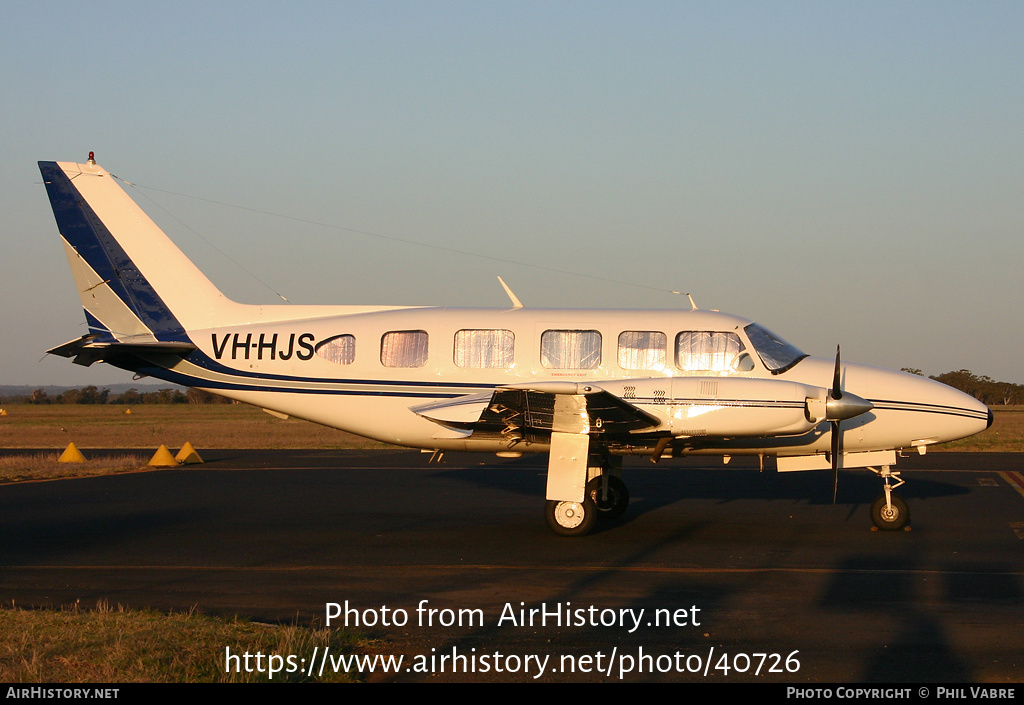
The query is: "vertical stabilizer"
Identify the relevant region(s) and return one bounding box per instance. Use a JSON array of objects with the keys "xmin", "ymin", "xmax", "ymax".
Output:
[{"xmin": 39, "ymin": 159, "xmax": 236, "ymax": 342}]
